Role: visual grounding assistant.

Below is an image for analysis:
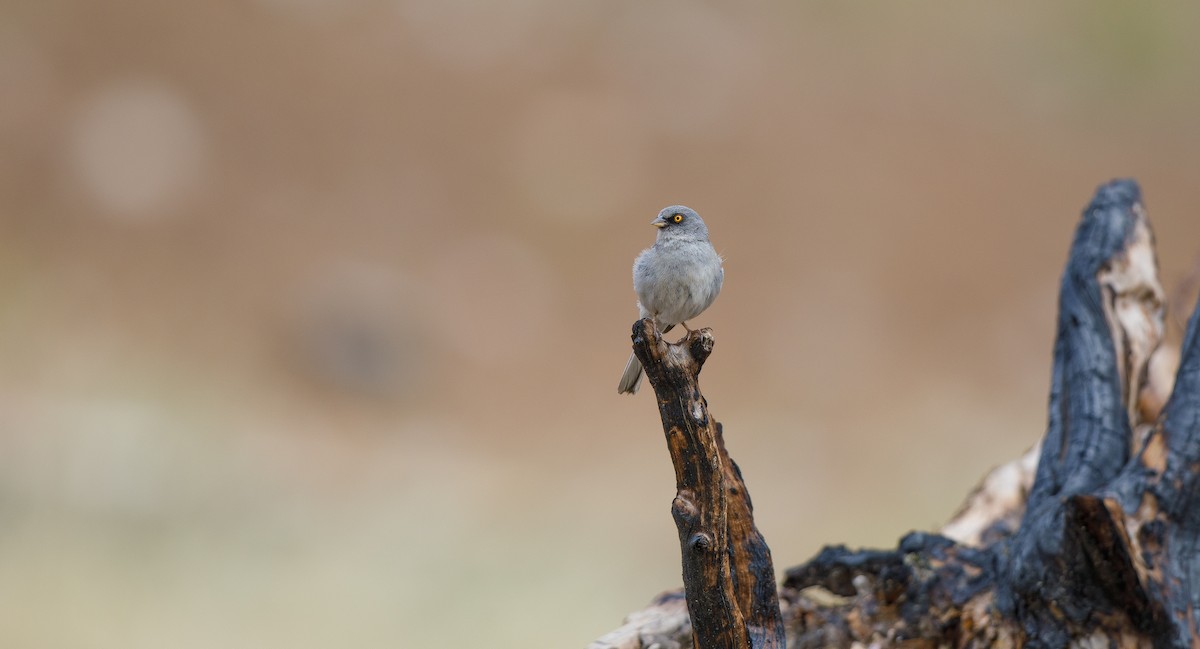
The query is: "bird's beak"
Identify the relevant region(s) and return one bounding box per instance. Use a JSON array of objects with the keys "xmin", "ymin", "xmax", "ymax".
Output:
[{"xmin": 651, "ymin": 216, "xmax": 667, "ymax": 229}]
